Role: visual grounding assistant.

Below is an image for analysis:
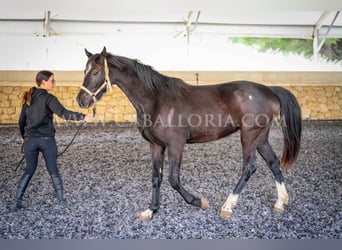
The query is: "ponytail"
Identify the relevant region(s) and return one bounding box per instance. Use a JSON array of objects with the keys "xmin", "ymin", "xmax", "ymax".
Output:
[
  {"xmin": 21, "ymin": 87, "xmax": 35, "ymax": 106},
  {"xmin": 21, "ymin": 70, "xmax": 54, "ymax": 106}
]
